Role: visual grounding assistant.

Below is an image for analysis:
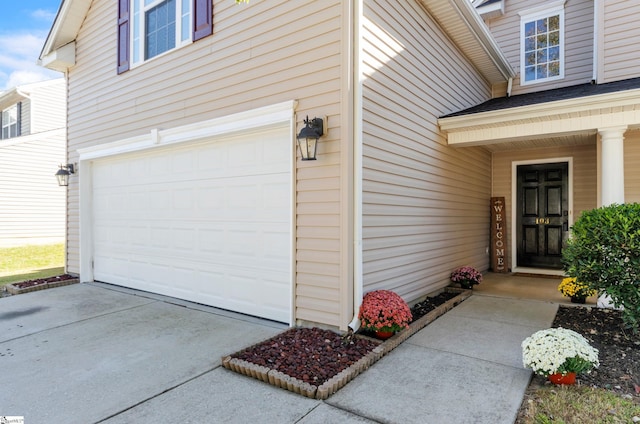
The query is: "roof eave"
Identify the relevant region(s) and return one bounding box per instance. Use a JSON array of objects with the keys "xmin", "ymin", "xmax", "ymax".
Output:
[
  {"xmin": 39, "ymin": 0, "xmax": 90, "ymax": 70},
  {"xmin": 420, "ymin": 0, "xmax": 515, "ymax": 84},
  {"xmin": 451, "ymin": 0, "xmax": 514, "ymax": 81}
]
